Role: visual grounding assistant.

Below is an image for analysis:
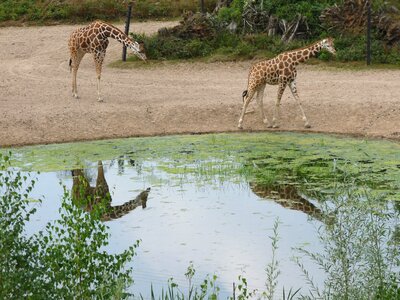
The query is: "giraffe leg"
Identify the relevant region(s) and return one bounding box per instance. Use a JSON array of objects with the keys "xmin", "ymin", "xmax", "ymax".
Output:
[
  {"xmin": 272, "ymin": 80, "xmax": 287, "ymax": 128},
  {"xmin": 255, "ymin": 84, "xmax": 271, "ymax": 127},
  {"xmin": 93, "ymin": 51, "xmax": 105, "ymax": 102},
  {"xmin": 289, "ymin": 81, "xmax": 310, "ymax": 128},
  {"xmin": 71, "ymin": 51, "xmax": 85, "ymax": 99},
  {"xmin": 238, "ymin": 89, "xmax": 256, "ymax": 129}
]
